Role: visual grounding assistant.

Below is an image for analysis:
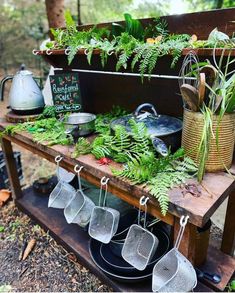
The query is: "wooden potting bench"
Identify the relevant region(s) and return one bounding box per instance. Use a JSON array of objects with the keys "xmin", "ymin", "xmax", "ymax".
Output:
[
  {"xmin": 0, "ymin": 113, "xmax": 234, "ymax": 292},
  {"xmin": 1, "ymin": 7, "xmax": 235, "ymax": 292}
]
